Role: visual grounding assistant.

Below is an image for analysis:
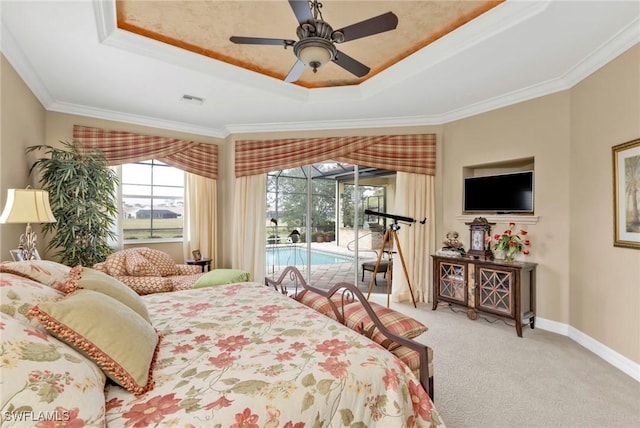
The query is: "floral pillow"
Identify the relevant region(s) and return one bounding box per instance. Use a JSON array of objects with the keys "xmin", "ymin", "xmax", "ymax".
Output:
[
  {"xmin": 0, "ymin": 313, "xmax": 106, "ymax": 426},
  {"xmin": 30, "ymin": 289, "xmax": 160, "ymax": 395},
  {"xmin": 0, "ymin": 260, "xmax": 71, "ymax": 292},
  {"xmin": 0, "ymin": 273, "xmax": 64, "ymax": 330}
]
